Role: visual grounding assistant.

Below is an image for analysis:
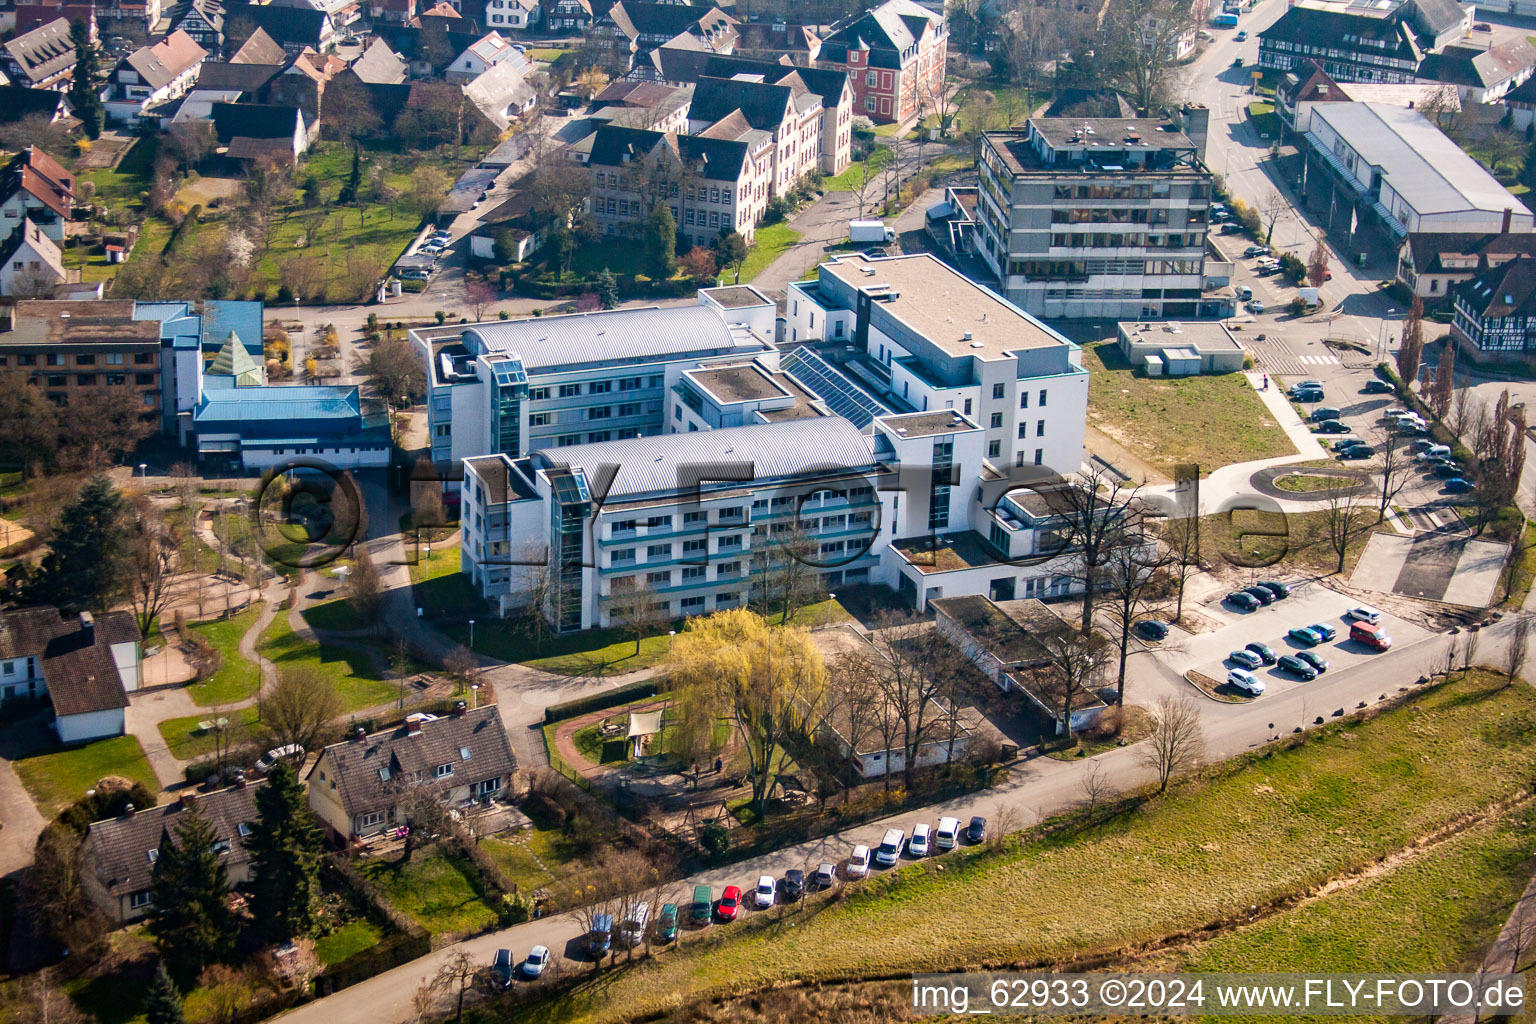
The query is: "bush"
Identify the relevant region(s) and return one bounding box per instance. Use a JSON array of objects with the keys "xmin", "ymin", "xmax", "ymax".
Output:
[
  {"xmin": 698, "ymin": 822, "xmax": 729, "ymax": 858},
  {"xmin": 1289, "ymin": 296, "xmax": 1309, "ymax": 316},
  {"xmin": 544, "ymin": 680, "xmax": 659, "ymax": 723},
  {"xmin": 56, "ymin": 781, "xmax": 158, "ymax": 834},
  {"xmin": 1279, "ymin": 251, "xmax": 1306, "ymax": 283}
]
